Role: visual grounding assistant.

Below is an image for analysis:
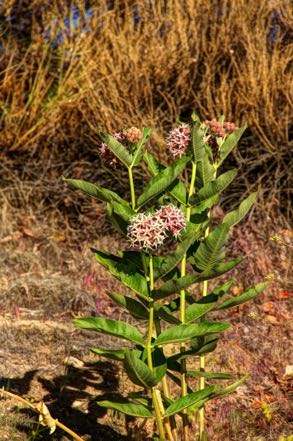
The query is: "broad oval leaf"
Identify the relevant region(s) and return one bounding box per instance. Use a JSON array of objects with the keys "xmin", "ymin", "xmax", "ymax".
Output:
[
  {"xmin": 124, "ymin": 350, "xmax": 158, "ymax": 388},
  {"xmin": 99, "ymin": 132, "xmax": 133, "ymax": 167},
  {"xmin": 164, "ymin": 385, "xmax": 217, "ymax": 417},
  {"xmin": 154, "ymin": 322, "xmax": 230, "ymax": 346},
  {"xmin": 196, "ymin": 152, "xmax": 215, "ymax": 186},
  {"xmin": 191, "ymin": 123, "xmax": 205, "ymax": 162},
  {"xmin": 91, "ymin": 249, "xmax": 150, "ymax": 299},
  {"xmin": 190, "ymin": 169, "xmax": 238, "ymax": 207},
  {"xmin": 91, "ymin": 348, "xmax": 126, "ymax": 361},
  {"xmin": 137, "ymin": 156, "xmax": 190, "ymax": 207},
  {"xmin": 111, "ymin": 202, "xmax": 135, "ymax": 221},
  {"xmin": 216, "ymin": 282, "xmax": 268, "ymax": 310},
  {"xmin": 106, "ymin": 292, "xmax": 149, "ymax": 320},
  {"xmin": 74, "ymin": 317, "xmax": 144, "ymax": 345},
  {"xmin": 223, "ymin": 192, "xmax": 257, "ymax": 228},
  {"xmin": 62, "ymin": 177, "xmax": 128, "ymax": 205},
  {"xmin": 217, "ymin": 125, "xmax": 247, "ymax": 166},
  {"xmin": 131, "ymin": 128, "xmax": 152, "ymax": 167},
  {"xmin": 193, "ymin": 223, "xmax": 229, "ymax": 270},
  {"xmin": 97, "ymin": 399, "xmax": 153, "ymax": 418},
  {"xmin": 154, "ymin": 223, "xmax": 201, "ymax": 279},
  {"xmin": 153, "ymin": 258, "xmax": 242, "ymax": 300},
  {"xmin": 185, "ymin": 301, "xmax": 217, "ymax": 323}
]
